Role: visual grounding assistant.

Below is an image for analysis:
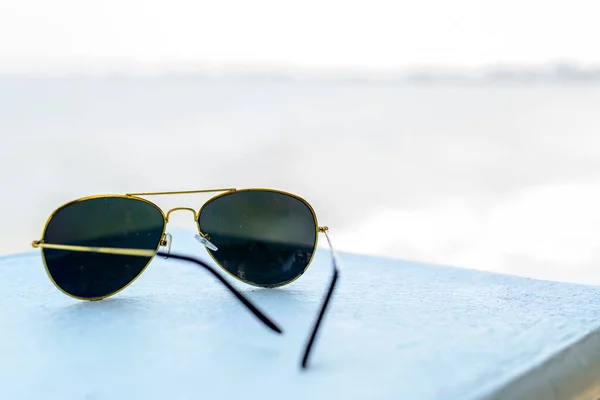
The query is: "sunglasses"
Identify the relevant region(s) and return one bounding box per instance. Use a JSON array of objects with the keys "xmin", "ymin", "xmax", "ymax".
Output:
[{"xmin": 31, "ymin": 188, "xmax": 340, "ymax": 369}]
